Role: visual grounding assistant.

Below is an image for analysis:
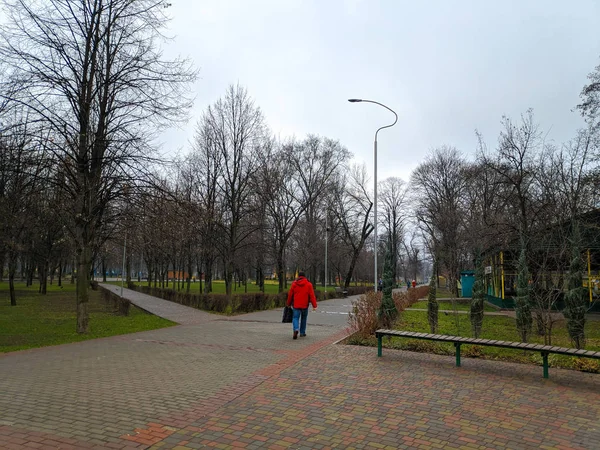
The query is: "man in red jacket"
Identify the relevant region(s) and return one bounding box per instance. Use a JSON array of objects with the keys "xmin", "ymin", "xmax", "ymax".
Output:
[{"xmin": 286, "ymin": 271, "xmax": 318, "ymax": 339}]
